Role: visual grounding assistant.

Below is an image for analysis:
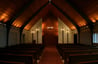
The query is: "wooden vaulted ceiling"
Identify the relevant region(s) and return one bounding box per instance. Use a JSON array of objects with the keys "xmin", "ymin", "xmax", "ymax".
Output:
[{"xmin": 0, "ymin": 0, "xmax": 98, "ymax": 30}]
